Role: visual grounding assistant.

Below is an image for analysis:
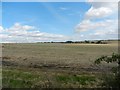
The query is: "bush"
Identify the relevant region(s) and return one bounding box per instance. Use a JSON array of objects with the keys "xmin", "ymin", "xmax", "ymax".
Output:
[
  {"xmin": 94, "ymin": 53, "xmax": 120, "ymax": 88},
  {"xmin": 96, "ymin": 40, "xmax": 102, "ymax": 44},
  {"xmin": 85, "ymin": 40, "xmax": 90, "ymax": 43}
]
